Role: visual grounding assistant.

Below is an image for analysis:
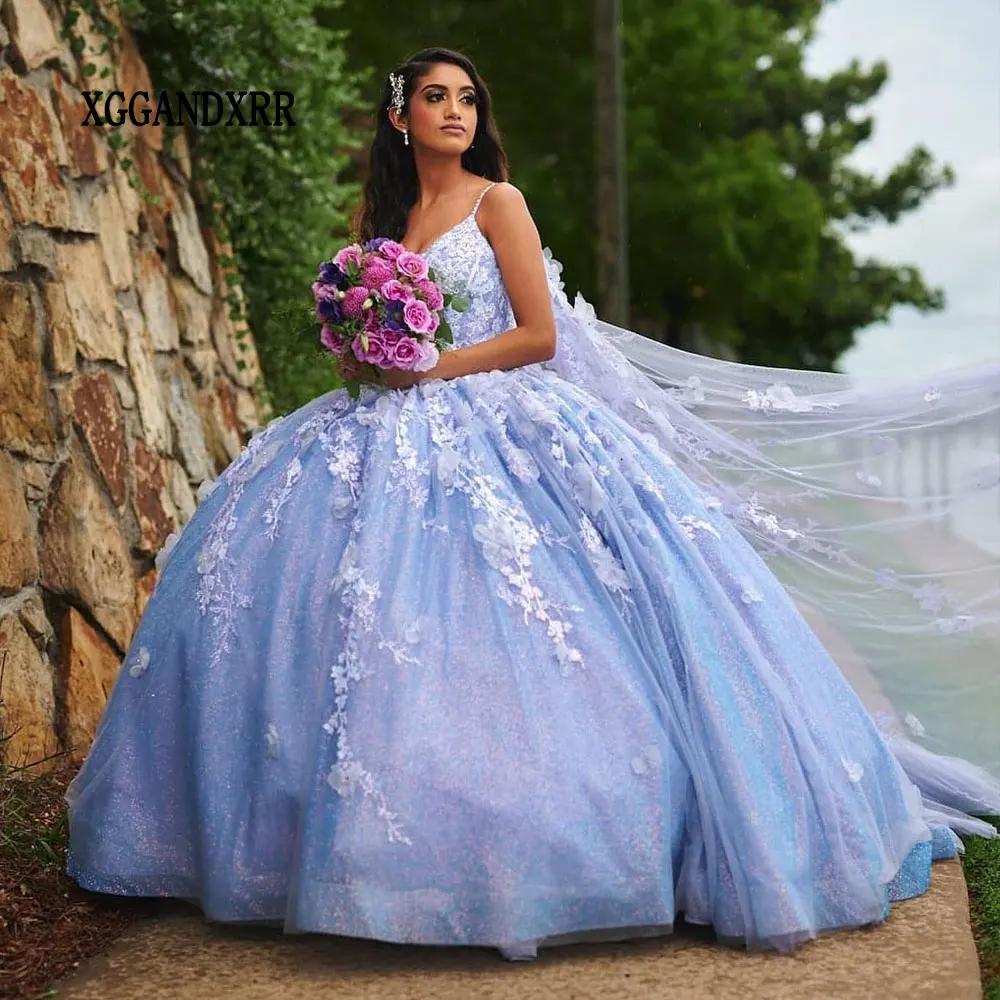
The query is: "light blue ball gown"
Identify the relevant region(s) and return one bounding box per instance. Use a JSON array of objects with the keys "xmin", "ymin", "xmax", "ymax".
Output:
[{"xmin": 66, "ymin": 182, "xmax": 1000, "ymax": 960}]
